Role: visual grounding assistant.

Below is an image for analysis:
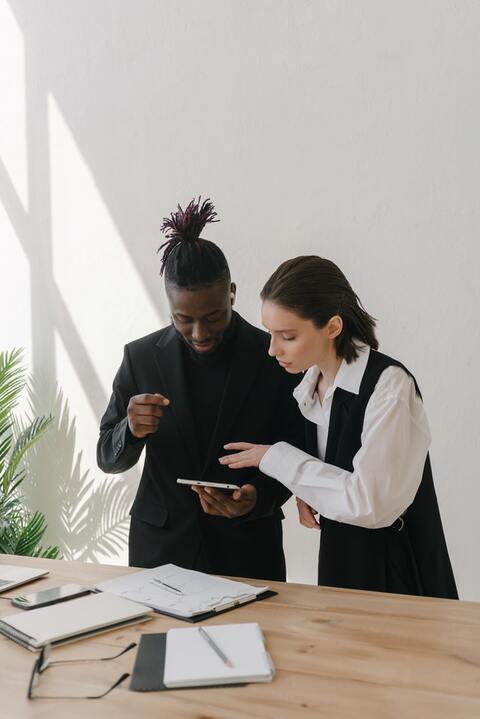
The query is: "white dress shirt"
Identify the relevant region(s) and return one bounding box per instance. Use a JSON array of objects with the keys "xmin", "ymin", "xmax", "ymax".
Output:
[{"xmin": 259, "ymin": 346, "xmax": 431, "ymax": 529}]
